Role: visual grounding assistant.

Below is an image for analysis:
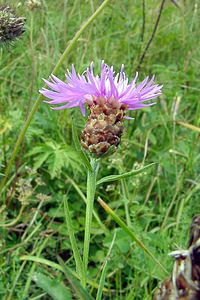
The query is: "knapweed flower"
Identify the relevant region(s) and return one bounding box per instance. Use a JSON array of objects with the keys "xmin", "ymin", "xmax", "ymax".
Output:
[
  {"xmin": 0, "ymin": 5, "xmax": 25, "ymax": 45},
  {"xmin": 40, "ymin": 62, "xmax": 162, "ymax": 156}
]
